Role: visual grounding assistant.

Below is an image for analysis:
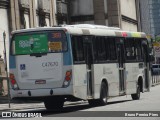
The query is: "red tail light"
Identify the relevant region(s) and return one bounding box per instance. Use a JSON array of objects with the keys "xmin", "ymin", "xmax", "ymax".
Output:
[
  {"xmin": 10, "ymin": 73, "xmax": 16, "ymax": 85},
  {"xmin": 65, "ymin": 71, "xmax": 72, "ymax": 81},
  {"xmin": 11, "ymin": 79, "xmax": 16, "ymax": 85}
]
